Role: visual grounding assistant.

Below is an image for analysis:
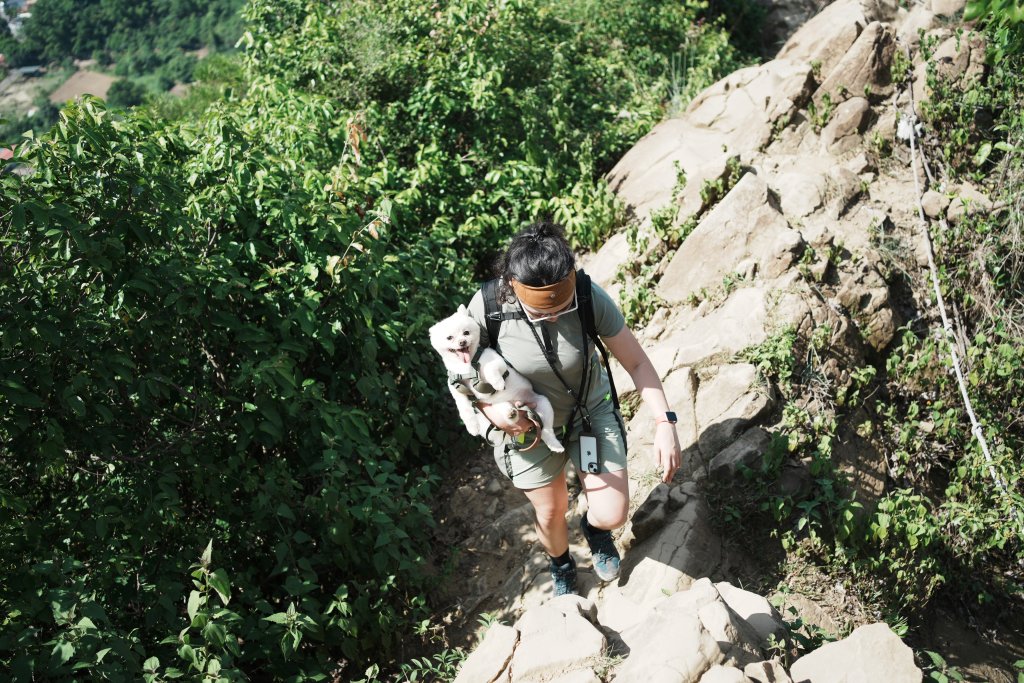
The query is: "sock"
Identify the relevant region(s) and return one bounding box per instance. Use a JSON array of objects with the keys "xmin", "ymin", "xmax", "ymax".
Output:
[
  {"xmin": 582, "ymin": 512, "xmax": 603, "ymax": 536},
  {"xmin": 549, "ymin": 549, "xmax": 572, "ymax": 567}
]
